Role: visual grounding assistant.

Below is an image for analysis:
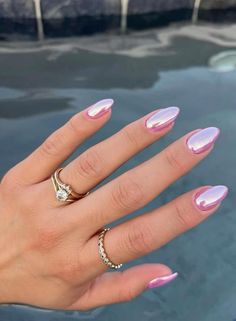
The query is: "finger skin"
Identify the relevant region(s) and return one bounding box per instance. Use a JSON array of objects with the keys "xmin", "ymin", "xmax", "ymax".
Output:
[
  {"xmin": 67, "ymin": 129, "xmax": 218, "ymax": 236},
  {"xmin": 104, "ymin": 186, "xmax": 228, "ymax": 264},
  {"xmin": 59, "ymin": 107, "xmax": 179, "ymax": 195},
  {"xmin": 41, "ymin": 107, "xmax": 178, "ymax": 208},
  {"xmin": 67, "ymin": 264, "xmax": 172, "ymax": 310},
  {"xmin": 10, "ymin": 101, "xmax": 112, "ymax": 185},
  {"xmin": 83, "ymin": 186, "xmax": 227, "ymax": 276}
]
